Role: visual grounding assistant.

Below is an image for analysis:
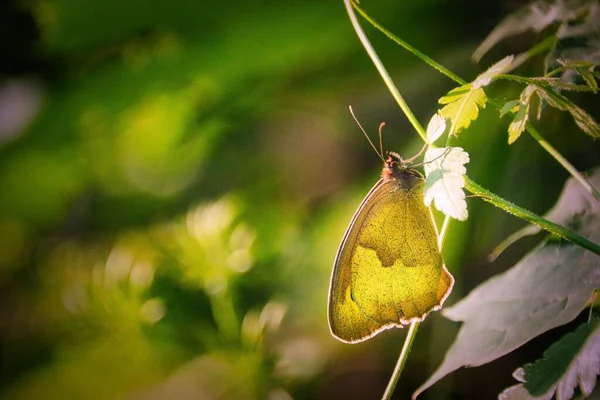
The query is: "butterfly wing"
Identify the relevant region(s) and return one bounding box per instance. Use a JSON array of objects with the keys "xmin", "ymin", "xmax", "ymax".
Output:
[{"xmin": 328, "ymin": 176, "xmax": 454, "ymax": 343}]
